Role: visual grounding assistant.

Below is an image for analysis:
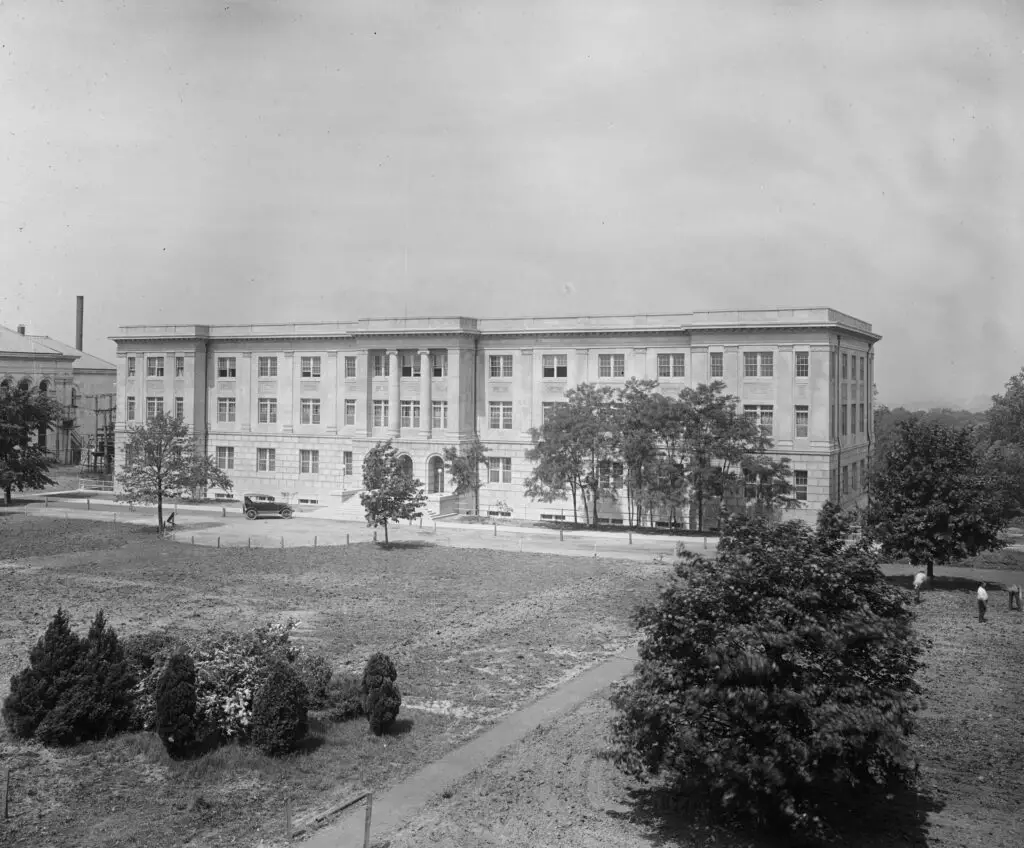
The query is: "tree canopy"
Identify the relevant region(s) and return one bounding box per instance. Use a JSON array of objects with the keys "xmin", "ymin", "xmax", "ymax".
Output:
[
  {"xmin": 116, "ymin": 413, "xmax": 233, "ymax": 530},
  {"xmin": 0, "ymin": 383, "xmax": 65, "ymax": 505},
  {"xmin": 360, "ymin": 440, "xmax": 427, "ymax": 544},
  {"xmin": 442, "ymin": 435, "xmax": 488, "ymax": 516}
]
